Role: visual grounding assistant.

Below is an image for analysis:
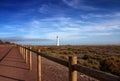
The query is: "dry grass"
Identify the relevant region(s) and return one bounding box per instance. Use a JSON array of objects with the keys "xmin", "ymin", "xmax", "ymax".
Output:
[{"xmin": 31, "ymin": 45, "xmax": 120, "ymax": 76}]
